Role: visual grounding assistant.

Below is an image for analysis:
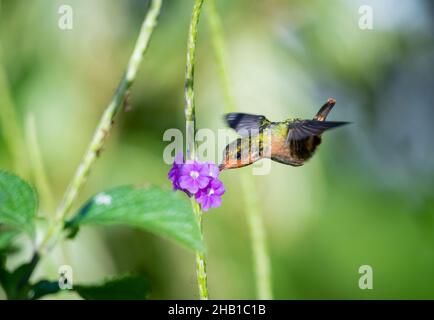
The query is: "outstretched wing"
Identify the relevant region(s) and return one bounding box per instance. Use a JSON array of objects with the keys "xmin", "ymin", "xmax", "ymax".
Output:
[
  {"xmin": 286, "ymin": 120, "xmax": 349, "ymax": 143},
  {"xmin": 224, "ymin": 113, "xmax": 270, "ymax": 137}
]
